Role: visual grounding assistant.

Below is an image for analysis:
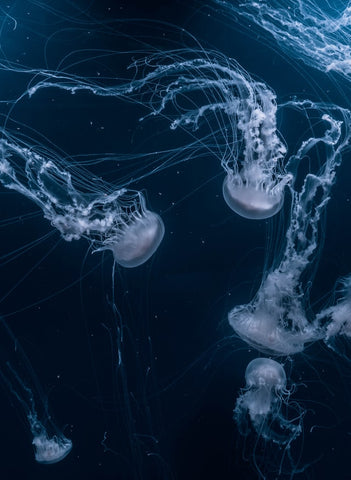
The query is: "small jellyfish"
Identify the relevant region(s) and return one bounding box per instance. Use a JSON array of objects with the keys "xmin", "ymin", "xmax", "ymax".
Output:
[
  {"xmin": 5, "ymin": 365, "xmax": 73, "ymax": 465},
  {"xmin": 0, "ymin": 317, "xmax": 72, "ymax": 466},
  {"xmin": 234, "ymin": 358, "xmax": 302, "ymax": 444},
  {"xmin": 29, "ymin": 413, "xmax": 72, "ymax": 464}
]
